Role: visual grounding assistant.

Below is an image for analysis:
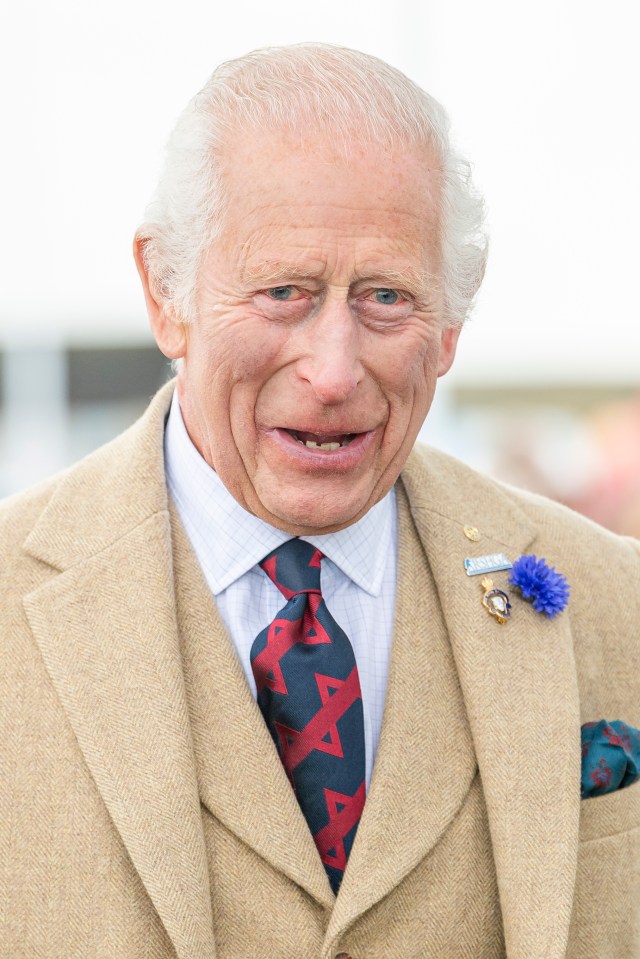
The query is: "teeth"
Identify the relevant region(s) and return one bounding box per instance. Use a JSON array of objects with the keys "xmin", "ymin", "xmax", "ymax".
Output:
[
  {"xmin": 301, "ymin": 440, "xmax": 340, "ymax": 450},
  {"xmin": 291, "ymin": 433, "xmax": 355, "ymax": 450}
]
